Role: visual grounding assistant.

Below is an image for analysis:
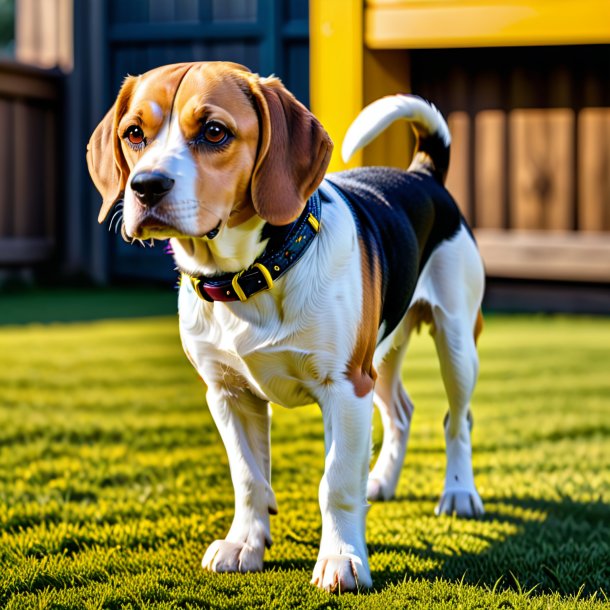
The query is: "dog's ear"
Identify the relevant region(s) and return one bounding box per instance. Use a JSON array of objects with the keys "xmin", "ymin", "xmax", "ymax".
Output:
[
  {"xmin": 87, "ymin": 76, "xmax": 136, "ymax": 223},
  {"xmin": 249, "ymin": 76, "xmax": 333, "ymax": 225}
]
